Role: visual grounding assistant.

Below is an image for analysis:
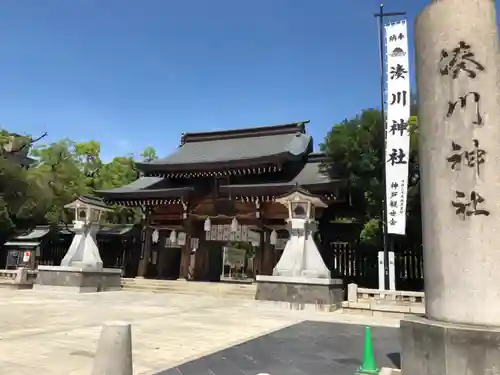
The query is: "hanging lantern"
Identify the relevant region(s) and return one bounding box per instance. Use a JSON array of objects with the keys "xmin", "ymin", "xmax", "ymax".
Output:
[
  {"xmin": 151, "ymin": 229, "xmax": 159, "ymax": 244},
  {"xmin": 230, "ymin": 217, "xmax": 239, "ymax": 232},
  {"xmin": 204, "ymin": 217, "xmax": 211, "ymax": 232},
  {"xmin": 270, "ymin": 229, "xmax": 277, "ymax": 245},
  {"xmin": 169, "ymin": 229, "xmax": 177, "ymax": 244}
]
